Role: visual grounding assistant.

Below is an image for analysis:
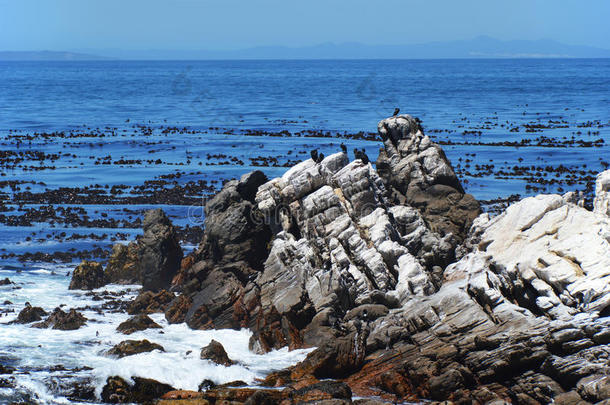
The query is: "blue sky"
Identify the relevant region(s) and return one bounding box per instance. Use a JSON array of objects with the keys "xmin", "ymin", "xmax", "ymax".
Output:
[{"xmin": 1, "ymin": 0, "xmax": 609, "ymax": 51}]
